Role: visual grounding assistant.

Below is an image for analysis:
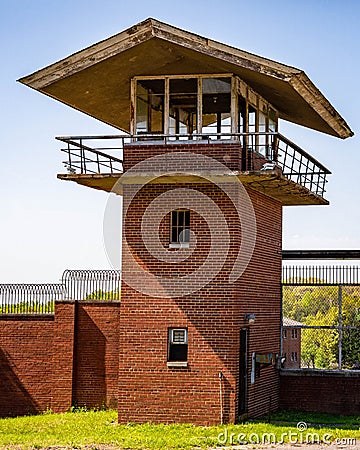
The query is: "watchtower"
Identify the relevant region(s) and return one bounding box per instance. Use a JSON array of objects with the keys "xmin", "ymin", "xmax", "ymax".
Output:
[{"xmin": 20, "ymin": 18, "xmax": 353, "ymax": 424}]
